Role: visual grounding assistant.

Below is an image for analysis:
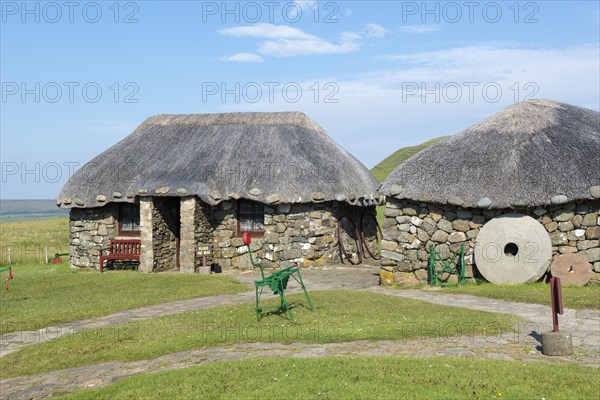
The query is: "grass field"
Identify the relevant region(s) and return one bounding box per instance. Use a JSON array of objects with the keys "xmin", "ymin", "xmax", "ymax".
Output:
[
  {"xmin": 441, "ymin": 281, "xmax": 600, "ymax": 310},
  {"xmin": 0, "ymin": 290, "xmax": 522, "ymax": 378},
  {"xmin": 65, "ymin": 356, "xmax": 600, "ymax": 399},
  {"xmin": 0, "ymin": 217, "xmax": 250, "ymax": 333},
  {"xmin": 0, "ymin": 263, "xmax": 250, "ymax": 334},
  {"xmin": 2, "ymin": 216, "xmax": 599, "ymax": 399},
  {"xmin": 0, "ymin": 217, "xmax": 69, "ymax": 264},
  {"xmin": 370, "ymin": 136, "xmax": 449, "ymax": 182}
]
